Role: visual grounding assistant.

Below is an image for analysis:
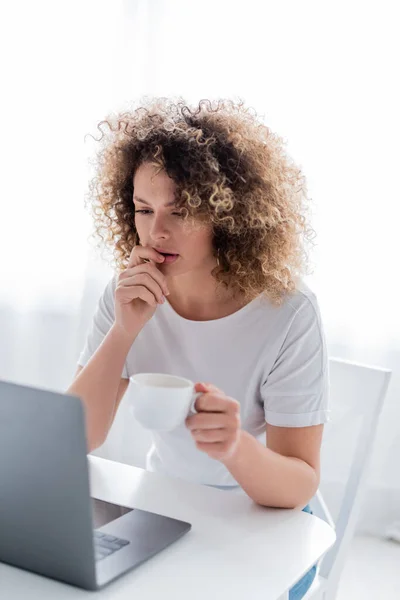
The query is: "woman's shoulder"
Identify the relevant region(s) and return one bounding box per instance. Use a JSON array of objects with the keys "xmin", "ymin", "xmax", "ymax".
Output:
[
  {"xmin": 284, "ymin": 278, "xmax": 320, "ymax": 313},
  {"xmin": 257, "ymin": 277, "xmax": 321, "ymax": 317}
]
